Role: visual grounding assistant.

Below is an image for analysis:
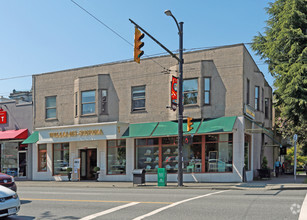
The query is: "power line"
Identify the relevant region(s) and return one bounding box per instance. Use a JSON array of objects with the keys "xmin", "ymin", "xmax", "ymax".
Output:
[
  {"xmin": 70, "ymin": 0, "xmax": 169, "ymax": 72},
  {"xmin": 70, "ymin": 0, "xmax": 132, "ymax": 47}
]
